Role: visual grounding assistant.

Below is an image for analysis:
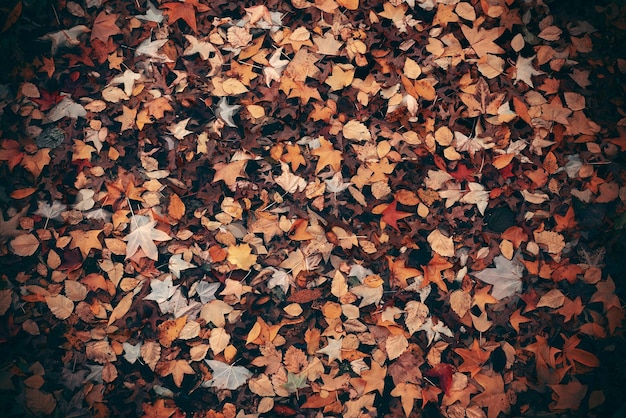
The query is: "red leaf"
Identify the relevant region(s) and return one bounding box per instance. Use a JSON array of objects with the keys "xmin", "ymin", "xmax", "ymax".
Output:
[
  {"xmin": 450, "ymin": 163, "xmax": 475, "ymax": 182},
  {"xmin": 381, "ymin": 200, "xmax": 412, "ymax": 232},
  {"xmin": 425, "ymin": 363, "xmax": 454, "ymax": 395}
]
